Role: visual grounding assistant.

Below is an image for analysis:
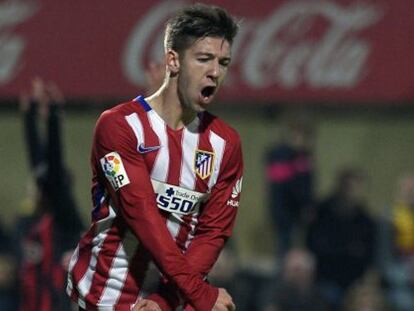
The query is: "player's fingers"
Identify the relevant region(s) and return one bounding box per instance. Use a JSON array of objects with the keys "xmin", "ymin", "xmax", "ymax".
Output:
[
  {"xmin": 142, "ymin": 300, "xmax": 162, "ymax": 311},
  {"xmin": 132, "ymin": 299, "xmax": 162, "ymax": 311},
  {"xmin": 225, "ymin": 298, "xmax": 235, "ymax": 311},
  {"xmin": 147, "ymin": 306, "xmax": 162, "ymax": 311},
  {"xmin": 227, "ymin": 302, "xmax": 236, "ymax": 311},
  {"xmin": 135, "ymin": 305, "xmax": 161, "ymax": 311},
  {"xmin": 132, "ymin": 299, "xmax": 148, "ymax": 310}
]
